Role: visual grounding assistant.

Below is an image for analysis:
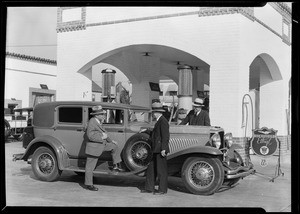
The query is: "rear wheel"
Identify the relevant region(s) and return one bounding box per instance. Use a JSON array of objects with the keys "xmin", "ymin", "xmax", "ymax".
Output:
[
  {"xmin": 32, "ymin": 146, "xmax": 62, "ymax": 181},
  {"xmin": 181, "ymin": 156, "xmax": 224, "ymax": 195}
]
